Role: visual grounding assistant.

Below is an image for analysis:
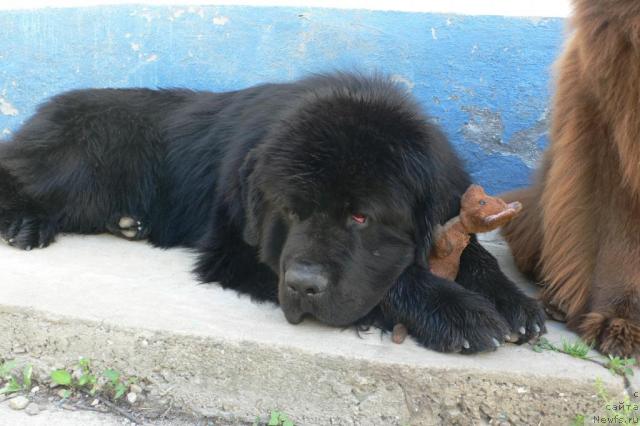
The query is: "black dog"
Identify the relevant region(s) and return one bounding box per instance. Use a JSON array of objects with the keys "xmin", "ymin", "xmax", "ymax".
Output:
[{"xmin": 0, "ymin": 73, "xmax": 545, "ymax": 352}]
